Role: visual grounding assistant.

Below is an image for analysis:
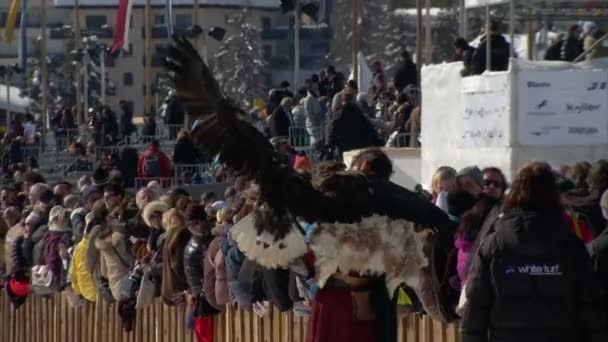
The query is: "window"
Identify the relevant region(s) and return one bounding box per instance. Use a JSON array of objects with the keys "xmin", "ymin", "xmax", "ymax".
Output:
[
  {"xmin": 263, "ymin": 45, "xmax": 272, "ymax": 59},
  {"xmin": 154, "ymin": 14, "xmax": 165, "ymax": 26},
  {"xmin": 262, "ymin": 17, "xmax": 271, "ymax": 30},
  {"xmin": 85, "ymin": 15, "xmax": 107, "ymax": 28},
  {"xmin": 124, "ymin": 72, "xmax": 133, "ymax": 86},
  {"xmin": 175, "ymin": 14, "xmax": 192, "ymax": 28}
]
